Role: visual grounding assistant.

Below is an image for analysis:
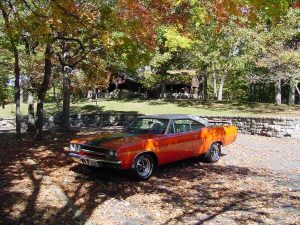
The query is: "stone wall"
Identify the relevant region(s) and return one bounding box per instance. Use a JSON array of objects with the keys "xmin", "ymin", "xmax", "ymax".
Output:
[
  {"xmin": 0, "ymin": 113, "xmax": 140, "ymax": 130},
  {"xmin": 205, "ymin": 116, "xmax": 300, "ymax": 138},
  {"xmin": 1, "ymin": 113, "xmax": 300, "ymax": 138}
]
